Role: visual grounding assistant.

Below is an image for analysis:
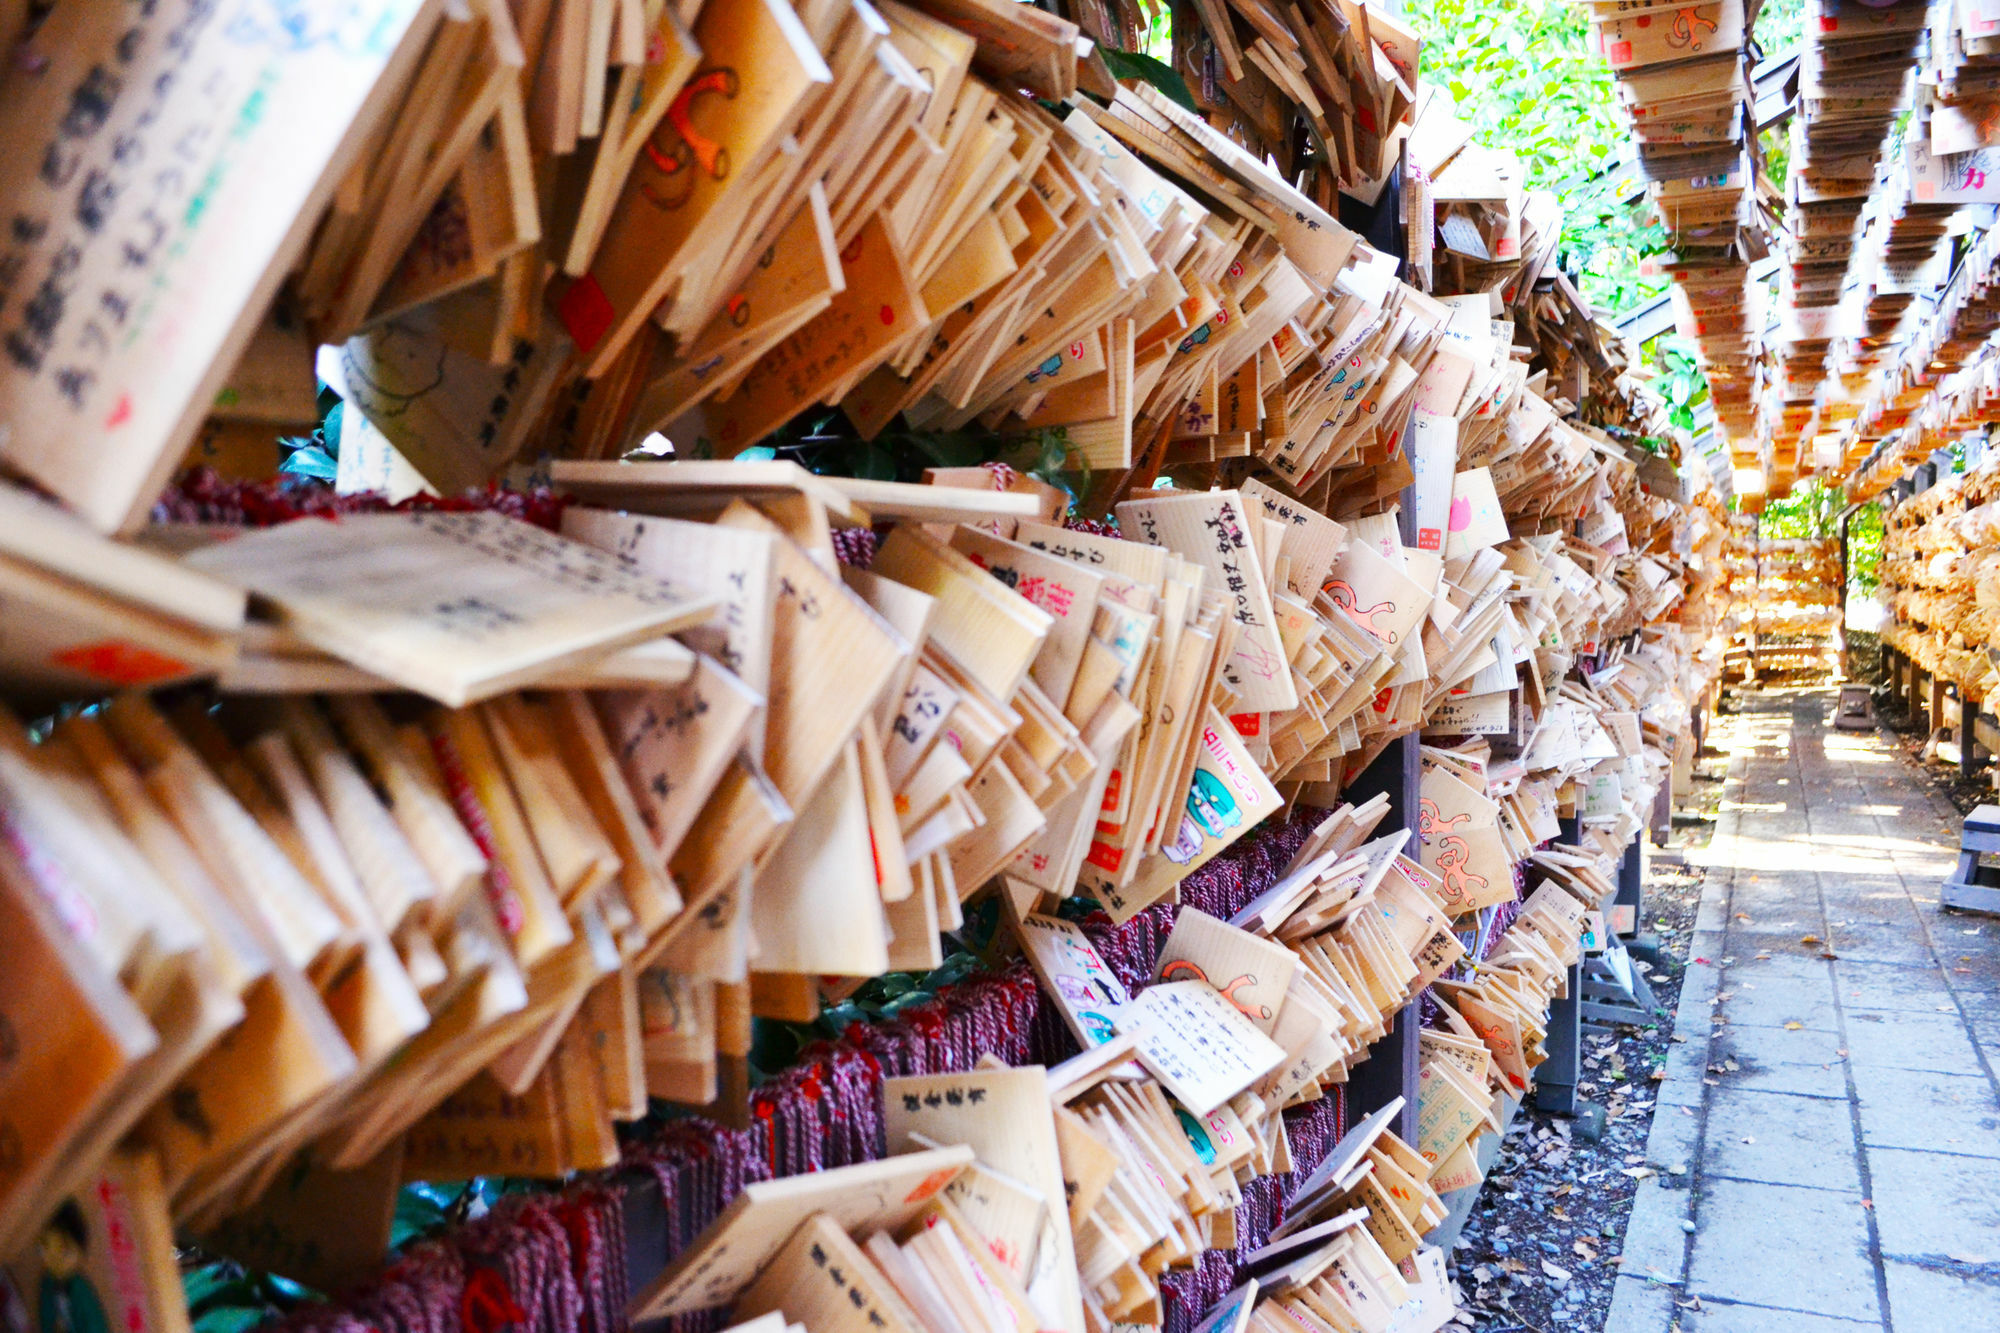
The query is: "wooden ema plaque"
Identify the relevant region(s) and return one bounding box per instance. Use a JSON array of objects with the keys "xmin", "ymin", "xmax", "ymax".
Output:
[{"xmin": 0, "ymin": 1, "xmax": 439, "ymax": 532}]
